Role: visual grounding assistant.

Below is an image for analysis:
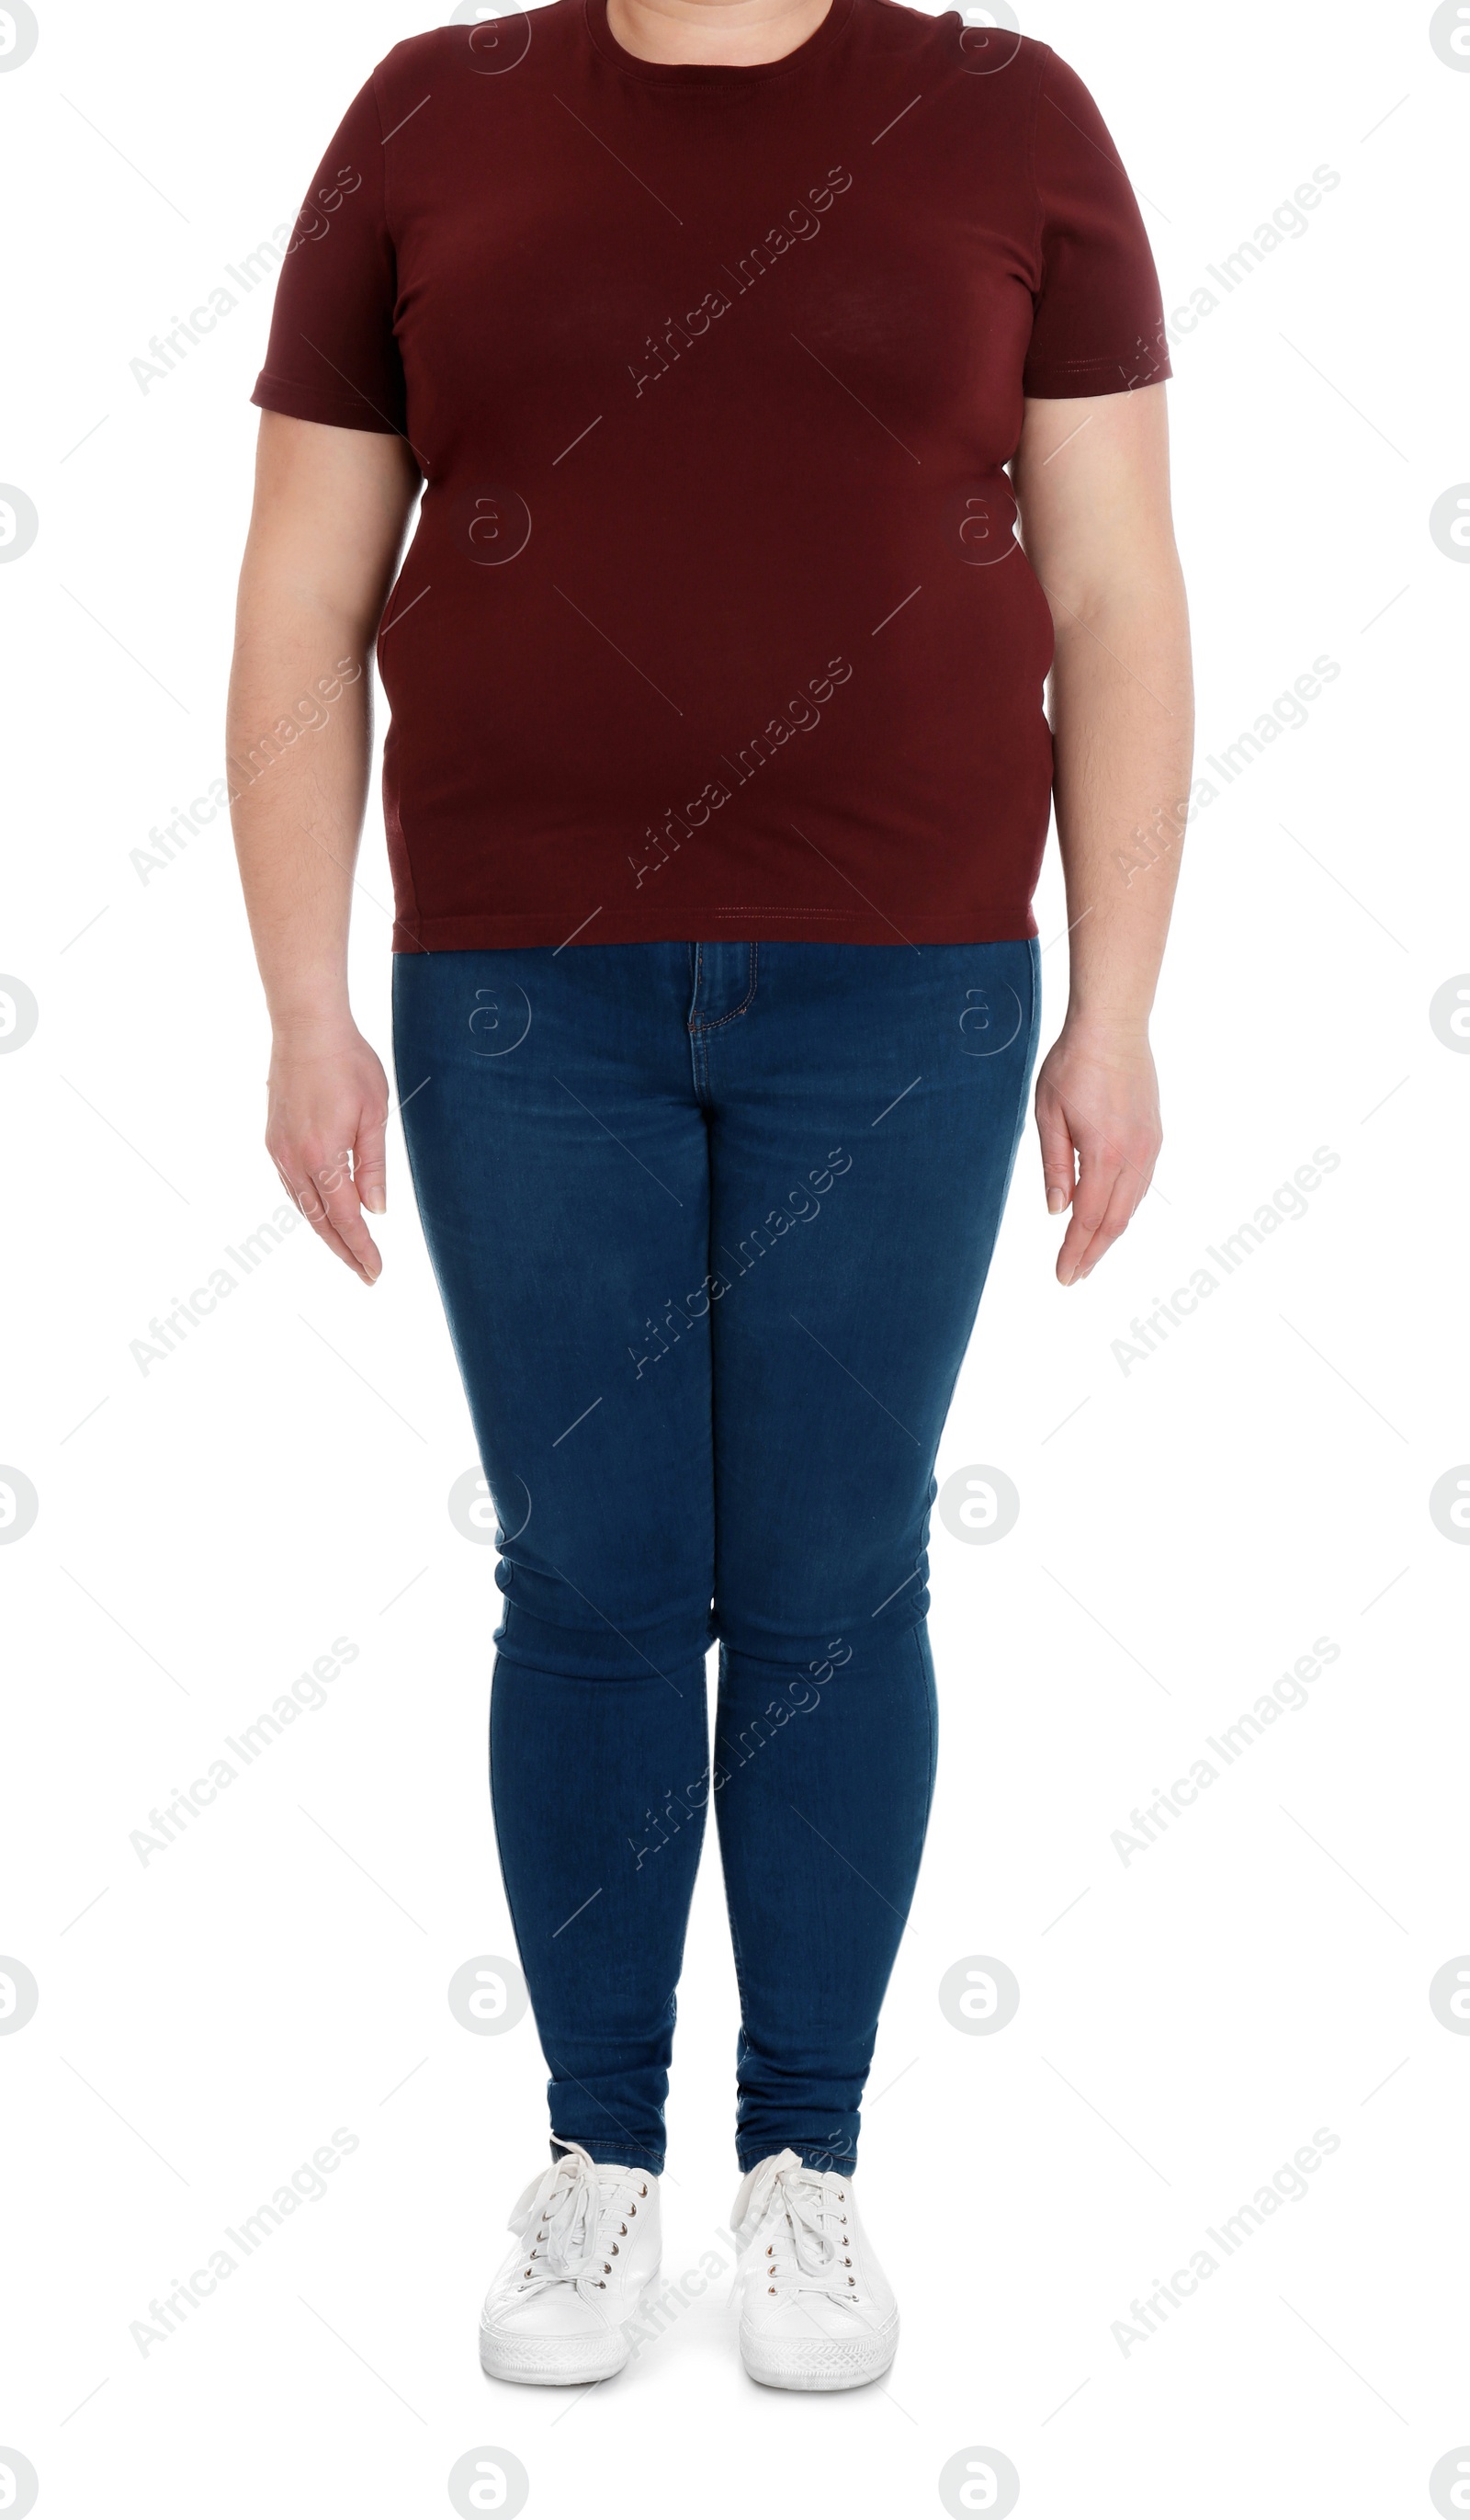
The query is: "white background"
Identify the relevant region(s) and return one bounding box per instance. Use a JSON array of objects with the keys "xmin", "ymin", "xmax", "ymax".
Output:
[{"xmin": 2, "ymin": 0, "xmax": 1468, "ymax": 2514}]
